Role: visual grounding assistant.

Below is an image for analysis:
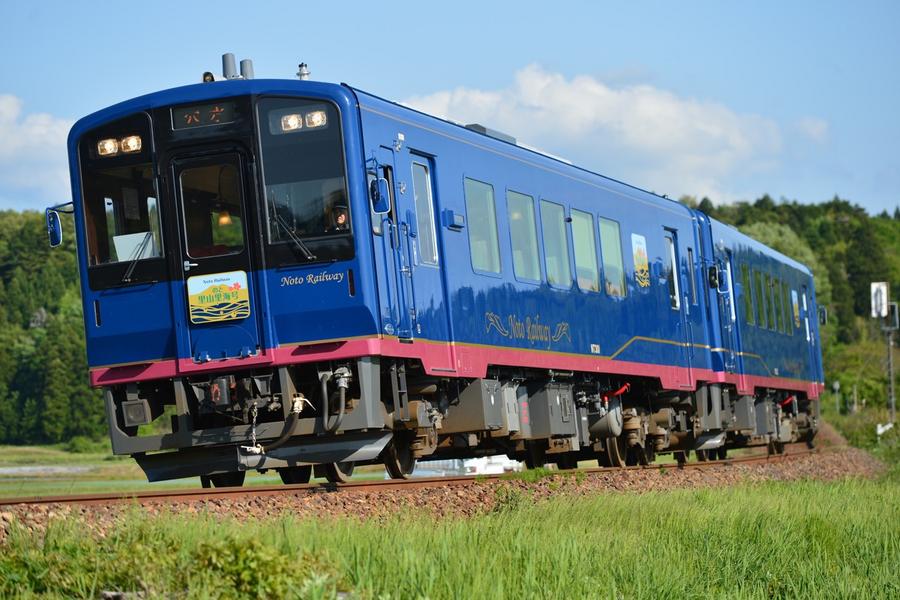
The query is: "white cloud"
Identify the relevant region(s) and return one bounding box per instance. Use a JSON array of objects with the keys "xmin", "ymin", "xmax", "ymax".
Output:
[
  {"xmin": 403, "ymin": 65, "xmax": 783, "ymax": 203},
  {"xmin": 0, "ymin": 94, "xmax": 72, "ymax": 210},
  {"xmin": 796, "ymin": 117, "xmax": 829, "ymax": 144}
]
